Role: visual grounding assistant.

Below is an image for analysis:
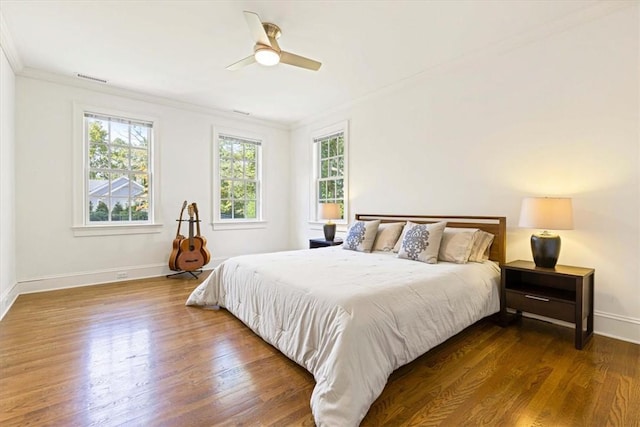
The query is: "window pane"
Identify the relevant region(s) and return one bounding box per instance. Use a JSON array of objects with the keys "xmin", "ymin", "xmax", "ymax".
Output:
[
  {"xmin": 327, "ymin": 180, "xmax": 336, "ymax": 198},
  {"xmin": 111, "ymin": 198, "xmax": 130, "ymax": 221},
  {"xmin": 328, "ymin": 159, "xmax": 335, "ymax": 177},
  {"xmin": 246, "ymin": 200, "xmax": 256, "ymax": 219},
  {"xmin": 220, "ymin": 140, "xmax": 232, "ymax": 159},
  {"xmin": 131, "ymin": 197, "xmax": 148, "ymax": 221},
  {"xmin": 233, "ymin": 200, "xmax": 245, "ymax": 219},
  {"xmin": 321, "ymin": 159, "xmax": 329, "ymax": 178},
  {"xmin": 90, "ymin": 199, "xmax": 110, "ymax": 222},
  {"xmin": 89, "ymin": 143, "xmax": 109, "ymax": 170},
  {"xmin": 337, "ymin": 157, "xmax": 344, "ymax": 175},
  {"xmin": 233, "ymin": 142, "xmax": 243, "ymax": 161},
  {"xmin": 319, "ymin": 181, "xmax": 327, "ymax": 200},
  {"xmin": 245, "ymin": 160, "xmax": 256, "ymax": 179},
  {"xmin": 110, "ymin": 145, "xmax": 129, "ymax": 170},
  {"xmin": 337, "ymin": 135, "xmax": 344, "ymax": 155},
  {"xmin": 232, "ymin": 181, "xmax": 244, "ymax": 199},
  {"xmin": 321, "ymin": 140, "xmax": 329, "ymax": 159},
  {"xmin": 232, "ymin": 161, "xmax": 243, "ymax": 179},
  {"xmin": 111, "ymin": 121, "xmax": 129, "ymax": 145},
  {"xmin": 130, "ymin": 148, "xmax": 147, "ymax": 171},
  {"xmin": 132, "ymin": 173, "xmax": 149, "ymax": 198},
  {"xmin": 245, "ymin": 144, "xmax": 256, "ymax": 161},
  {"xmin": 220, "ymin": 159, "xmax": 231, "ymax": 178},
  {"xmin": 220, "ymin": 199, "xmax": 232, "ymax": 219},
  {"xmin": 329, "ymin": 138, "xmax": 337, "ymax": 157},
  {"xmin": 88, "ymin": 119, "xmax": 108, "ymax": 144},
  {"xmin": 131, "ymin": 124, "xmax": 149, "ymax": 147},
  {"xmin": 336, "ymin": 179, "xmax": 344, "ymax": 199},
  {"xmin": 246, "ymin": 182, "xmax": 256, "ymax": 199},
  {"xmin": 220, "ymin": 180, "xmax": 231, "ymax": 199}
]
